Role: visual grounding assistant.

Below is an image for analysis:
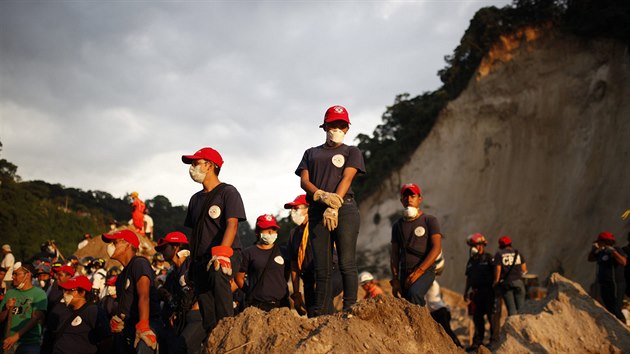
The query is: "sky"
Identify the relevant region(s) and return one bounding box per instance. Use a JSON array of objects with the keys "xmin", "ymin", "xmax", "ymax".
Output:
[{"xmin": 0, "ymin": 0, "xmax": 512, "ymax": 229}]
